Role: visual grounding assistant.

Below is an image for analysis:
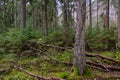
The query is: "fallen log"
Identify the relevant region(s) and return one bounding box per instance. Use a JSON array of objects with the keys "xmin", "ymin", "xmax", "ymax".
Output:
[
  {"xmin": 25, "ymin": 41, "xmax": 120, "ymax": 65},
  {"xmin": 39, "ymin": 43, "xmax": 72, "ymax": 50},
  {"xmin": 106, "ymin": 65, "xmax": 120, "ymax": 71},
  {"xmin": 23, "ymin": 42, "xmax": 120, "ymax": 72},
  {"xmin": 24, "ymin": 41, "xmax": 72, "ymax": 50},
  {"xmin": 87, "ymin": 61, "xmax": 120, "ymax": 71},
  {"xmin": 14, "ymin": 66, "xmax": 63, "ymax": 80},
  {"xmin": 85, "ymin": 53, "xmax": 120, "ymax": 65},
  {"xmin": 87, "ymin": 65, "xmax": 108, "ymax": 72}
]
